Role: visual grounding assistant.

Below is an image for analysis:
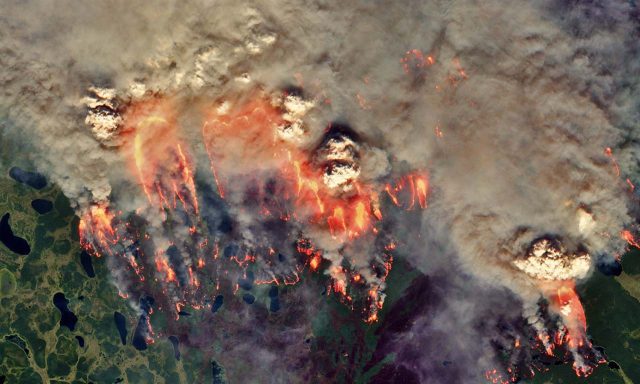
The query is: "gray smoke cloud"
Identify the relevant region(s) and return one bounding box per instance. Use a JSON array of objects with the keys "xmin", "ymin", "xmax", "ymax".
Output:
[{"xmin": 1, "ymin": 0, "xmax": 639, "ymax": 382}]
